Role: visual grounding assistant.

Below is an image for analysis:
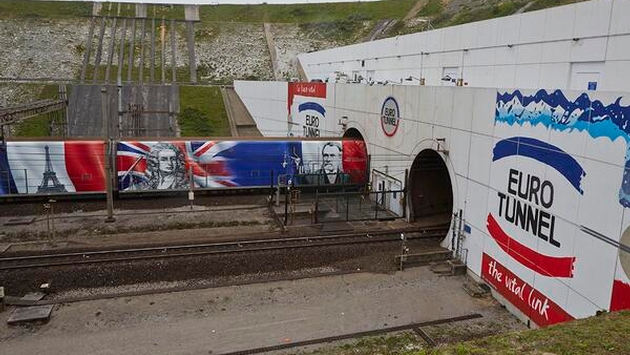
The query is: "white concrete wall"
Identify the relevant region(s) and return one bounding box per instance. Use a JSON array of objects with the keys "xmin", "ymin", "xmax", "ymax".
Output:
[
  {"xmin": 234, "ymin": 81, "xmax": 288, "ymax": 136},
  {"xmin": 236, "ymin": 78, "xmax": 630, "ymax": 326},
  {"xmin": 298, "ymin": 0, "xmax": 630, "ymax": 92}
]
